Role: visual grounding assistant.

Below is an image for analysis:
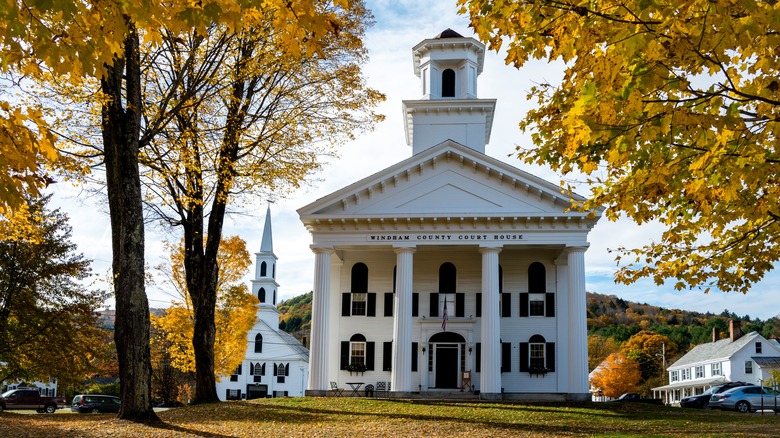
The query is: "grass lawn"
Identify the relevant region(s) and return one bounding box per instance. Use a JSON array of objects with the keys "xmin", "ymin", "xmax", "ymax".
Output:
[{"xmin": 1, "ymin": 398, "xmax": 778, "ymax": 437}]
